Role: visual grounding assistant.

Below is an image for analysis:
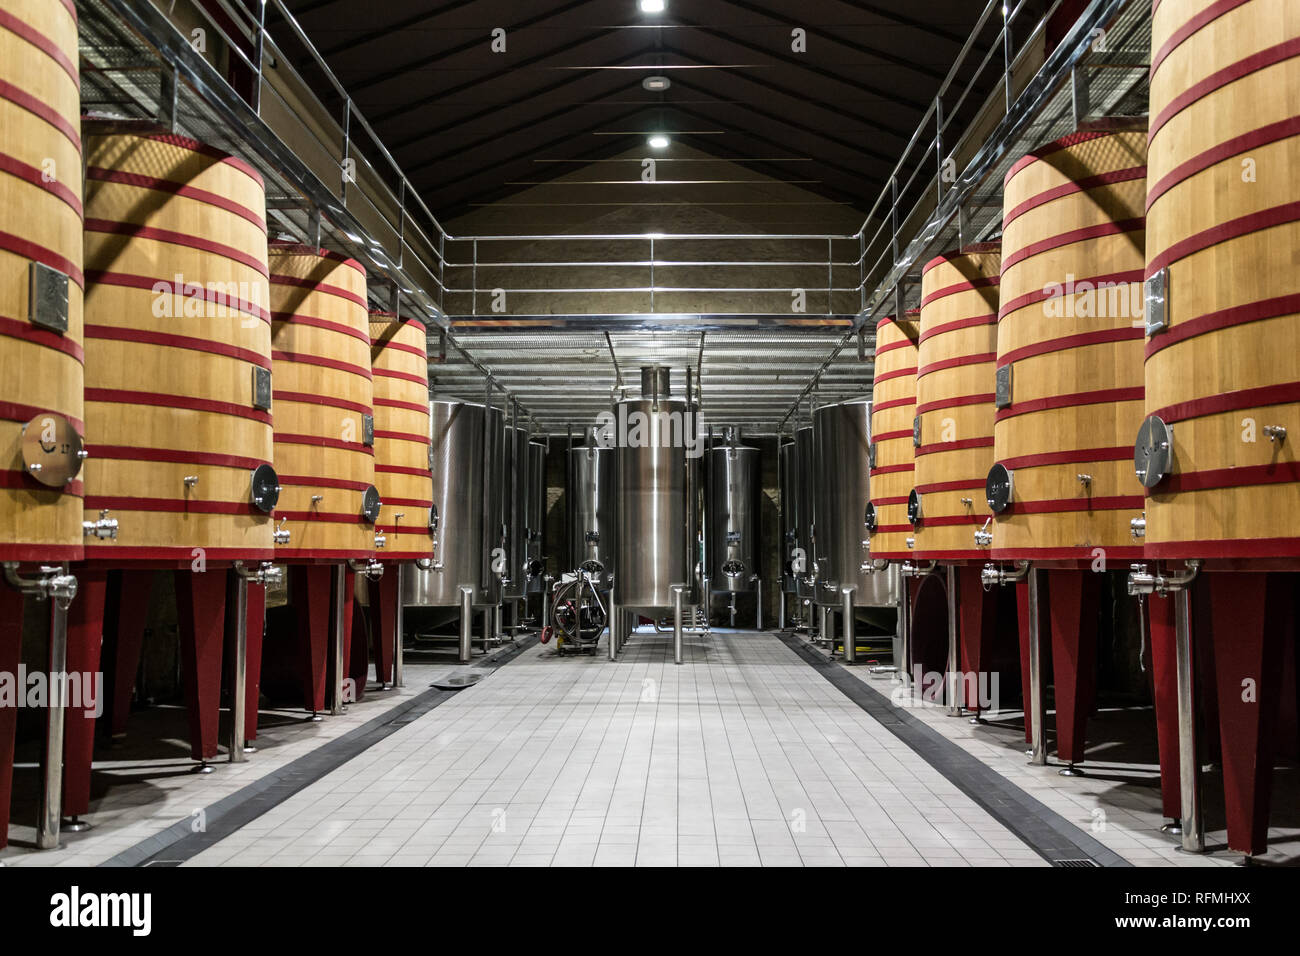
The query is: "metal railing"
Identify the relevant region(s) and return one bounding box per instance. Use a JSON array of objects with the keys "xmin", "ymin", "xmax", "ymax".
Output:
[{"xmin": 84, "ymin": 0, "xmax": 1147, "ymax": 414}]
